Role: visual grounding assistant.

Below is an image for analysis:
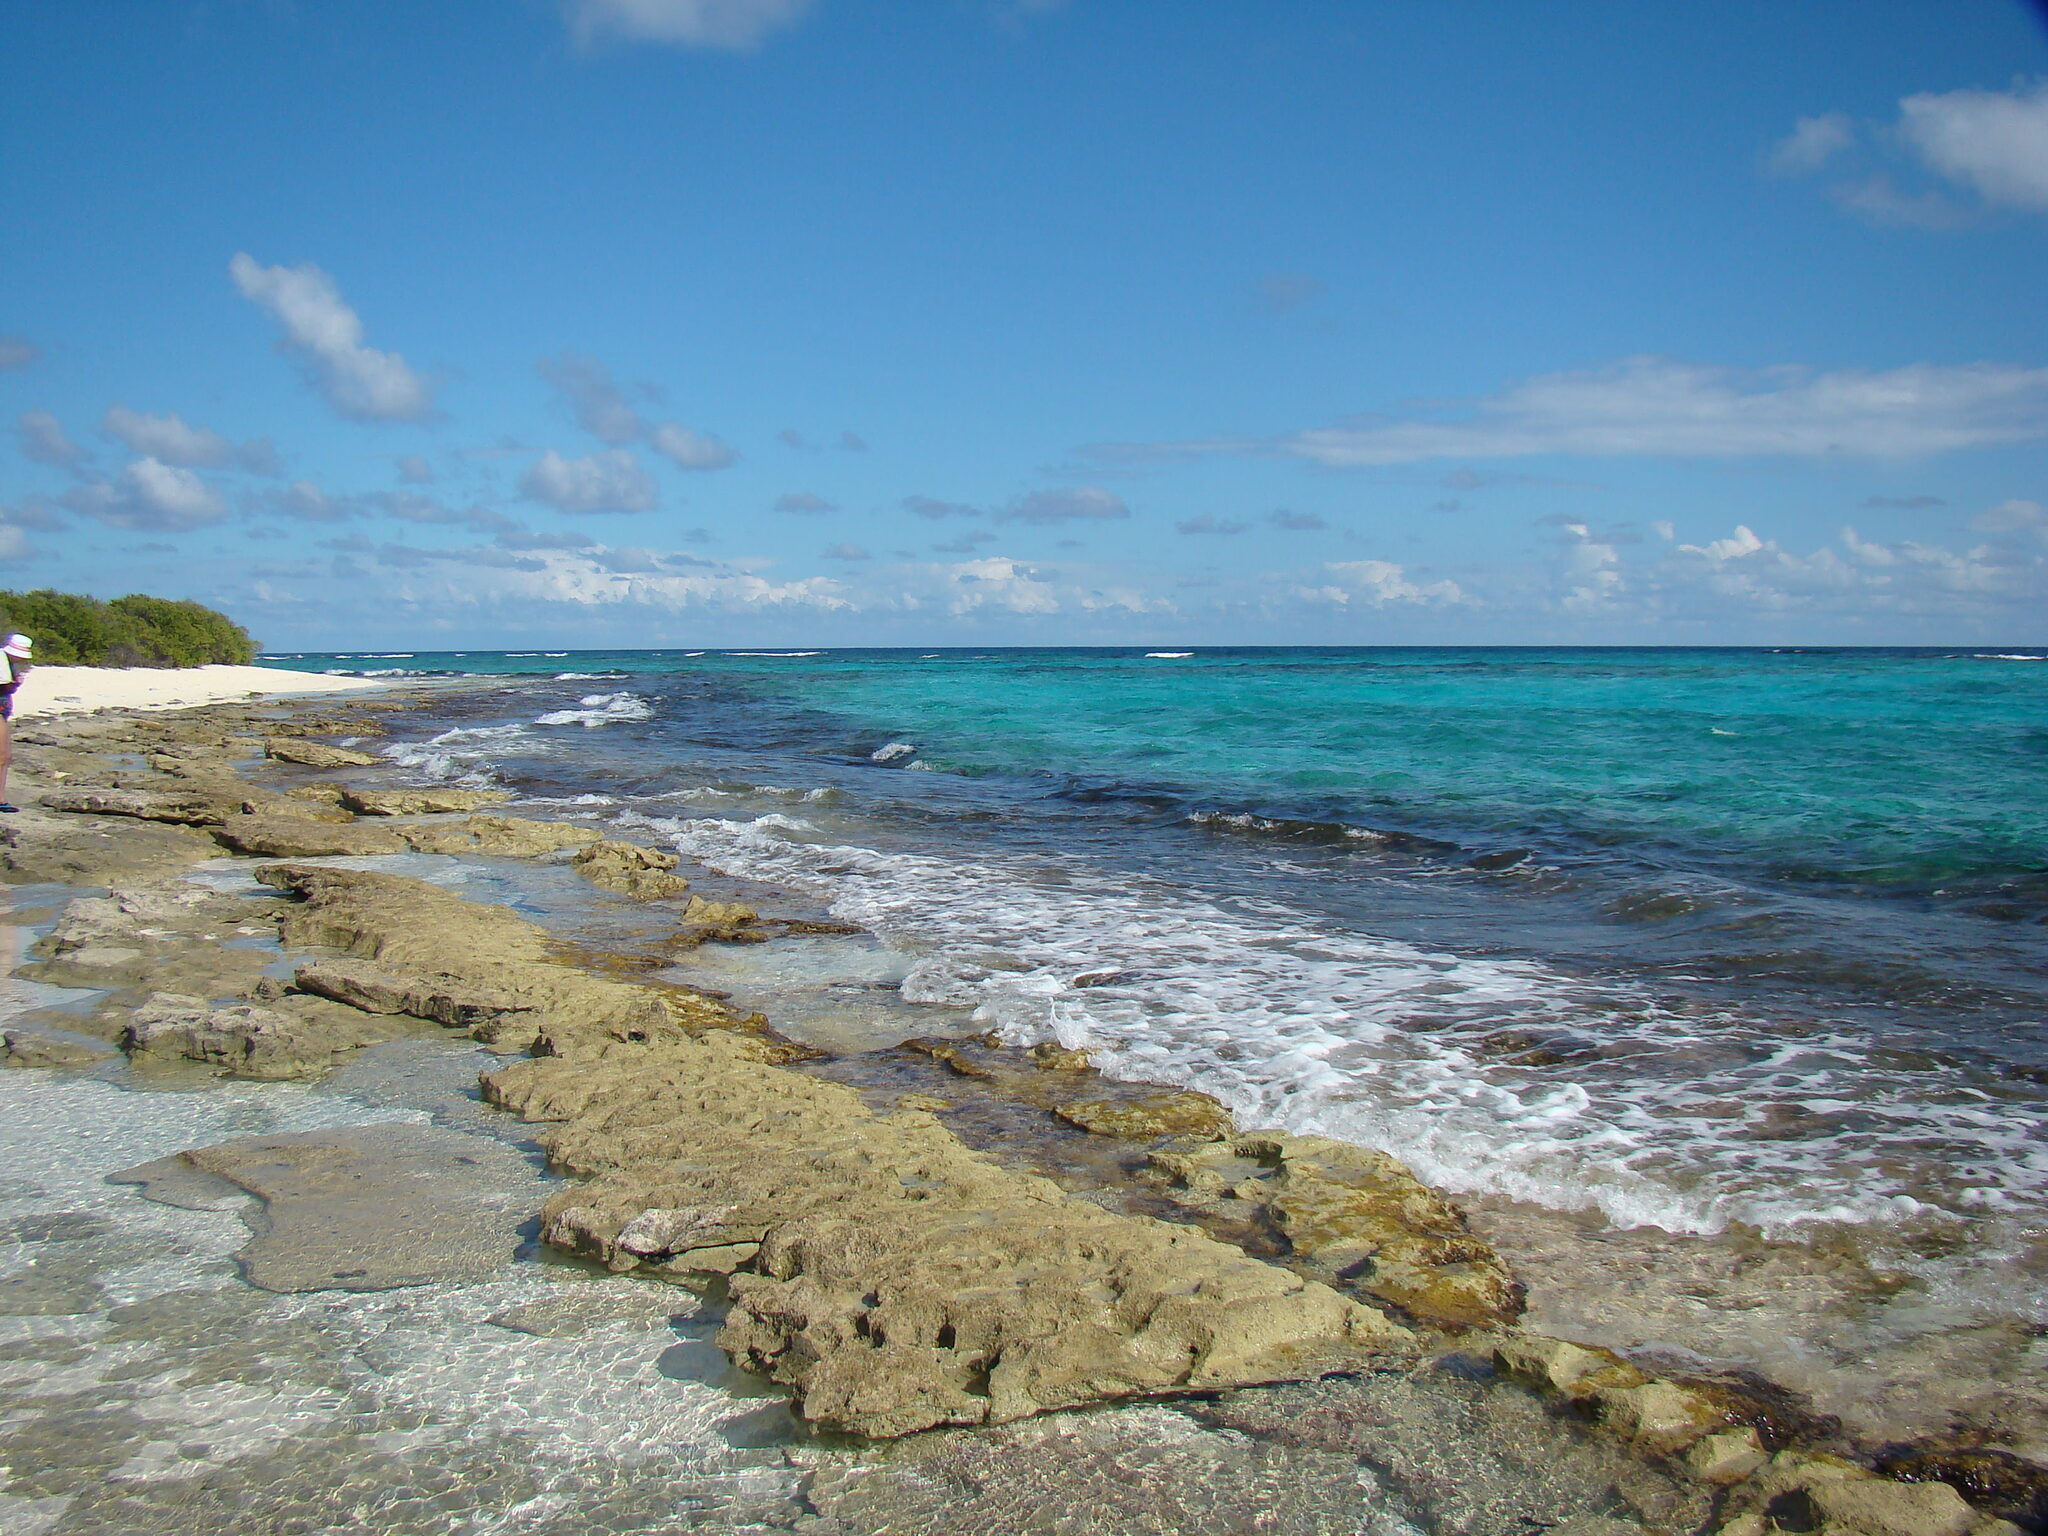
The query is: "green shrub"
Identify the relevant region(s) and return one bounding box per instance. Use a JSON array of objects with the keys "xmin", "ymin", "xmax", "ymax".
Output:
[{"xmin": 0, "ymin": 589, "xmax": 257, "ymax": 668}]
